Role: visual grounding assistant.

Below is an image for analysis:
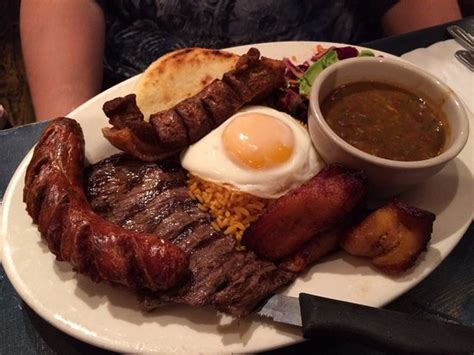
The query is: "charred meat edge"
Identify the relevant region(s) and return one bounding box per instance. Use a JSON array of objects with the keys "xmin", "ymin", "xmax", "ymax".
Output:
[{"xmin": 102, "ymin": 48, "xmax": 286, "ymax": 161}]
